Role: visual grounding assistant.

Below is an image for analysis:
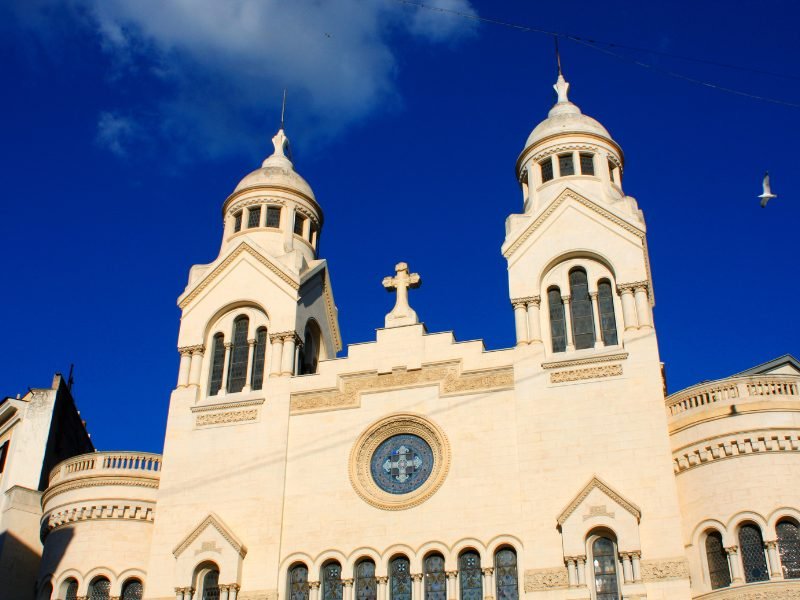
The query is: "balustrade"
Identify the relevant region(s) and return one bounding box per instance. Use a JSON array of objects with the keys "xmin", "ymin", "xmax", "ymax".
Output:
[
  {"xmin": 49, "ymin": 451, "xmax": 162, "ymax": 485},
  {"xmin": 666, "ymin": 375, "xmax": 799, "ymax": 418}
]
